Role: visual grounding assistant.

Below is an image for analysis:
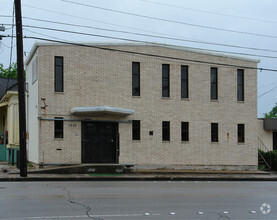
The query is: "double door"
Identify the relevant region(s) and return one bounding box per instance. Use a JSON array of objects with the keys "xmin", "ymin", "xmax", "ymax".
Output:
[{"xmin": 82, "ymin": 122, "xmax": 118, "ymax": 163}]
